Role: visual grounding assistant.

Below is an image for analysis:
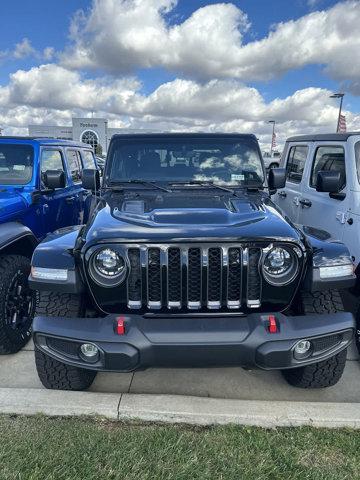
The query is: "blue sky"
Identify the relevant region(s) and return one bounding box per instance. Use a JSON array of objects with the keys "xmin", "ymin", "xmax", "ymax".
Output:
[{"xmin": 0, "ymin": 0, "xmax": 359, "ymax": 144}]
